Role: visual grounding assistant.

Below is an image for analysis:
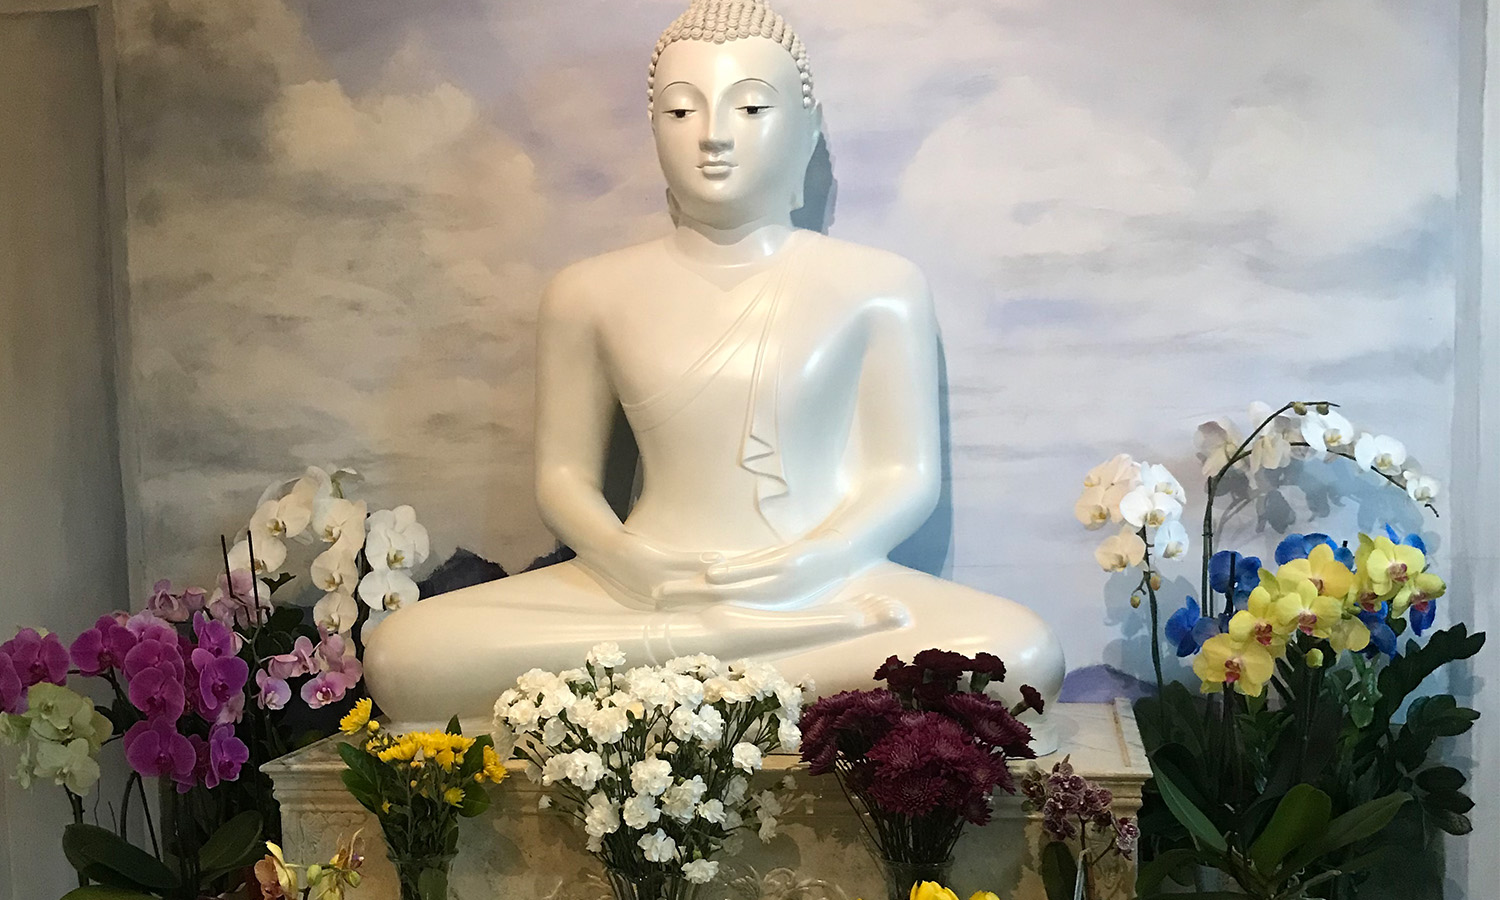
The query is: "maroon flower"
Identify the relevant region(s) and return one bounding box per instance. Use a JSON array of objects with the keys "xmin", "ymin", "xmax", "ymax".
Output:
[
  {"xmin": 1017, "ymin": 684, "xmax": 1046, "ymax": 716},
  {"xmin": 873, "ymin": 655, "xmax": 907, "ymax": 681},
  {"xmin": 912, "ymin": 648, "xmax": 971, "ymax": 677},
  {"xmin": 0, "ymin": 652, "xmax": 24, "ymax": 714},
  {"xmin": 1114, "ymin": 817, "xmax": 1140, "ymax": 860},
  {"xmin": 971, "ymin": 652, "xmax": 1007, "ymax": 680},
  {"xmin": 1, "ymin": 629, "xmax": 69, "ymax": 688},
  {"xmin": 123, "ymin": 718, "xmax": 196, "ymax": 782},
  {"xmin": 864, "ymin": 713, "xmax": 1009, "ymax": 824},
  {"xmin": 940, "ymin": 692, "xmax": 1034, "ymax": 757}
]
